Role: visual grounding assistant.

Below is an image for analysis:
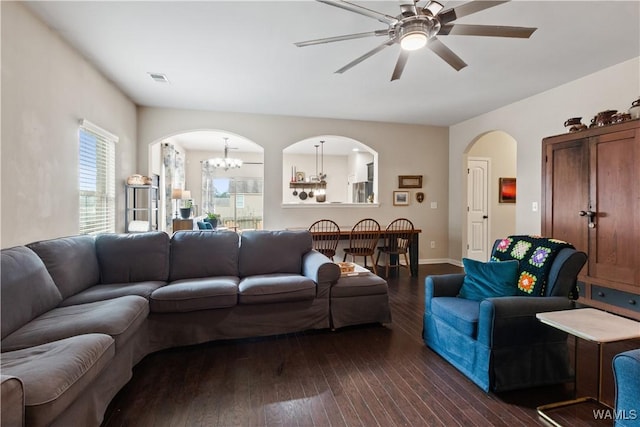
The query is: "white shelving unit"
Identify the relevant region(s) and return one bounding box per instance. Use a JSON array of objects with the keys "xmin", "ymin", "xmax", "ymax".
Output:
[{"xmin": 125, "ymin": 184, "xmax": 159, "ymax": 232}]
